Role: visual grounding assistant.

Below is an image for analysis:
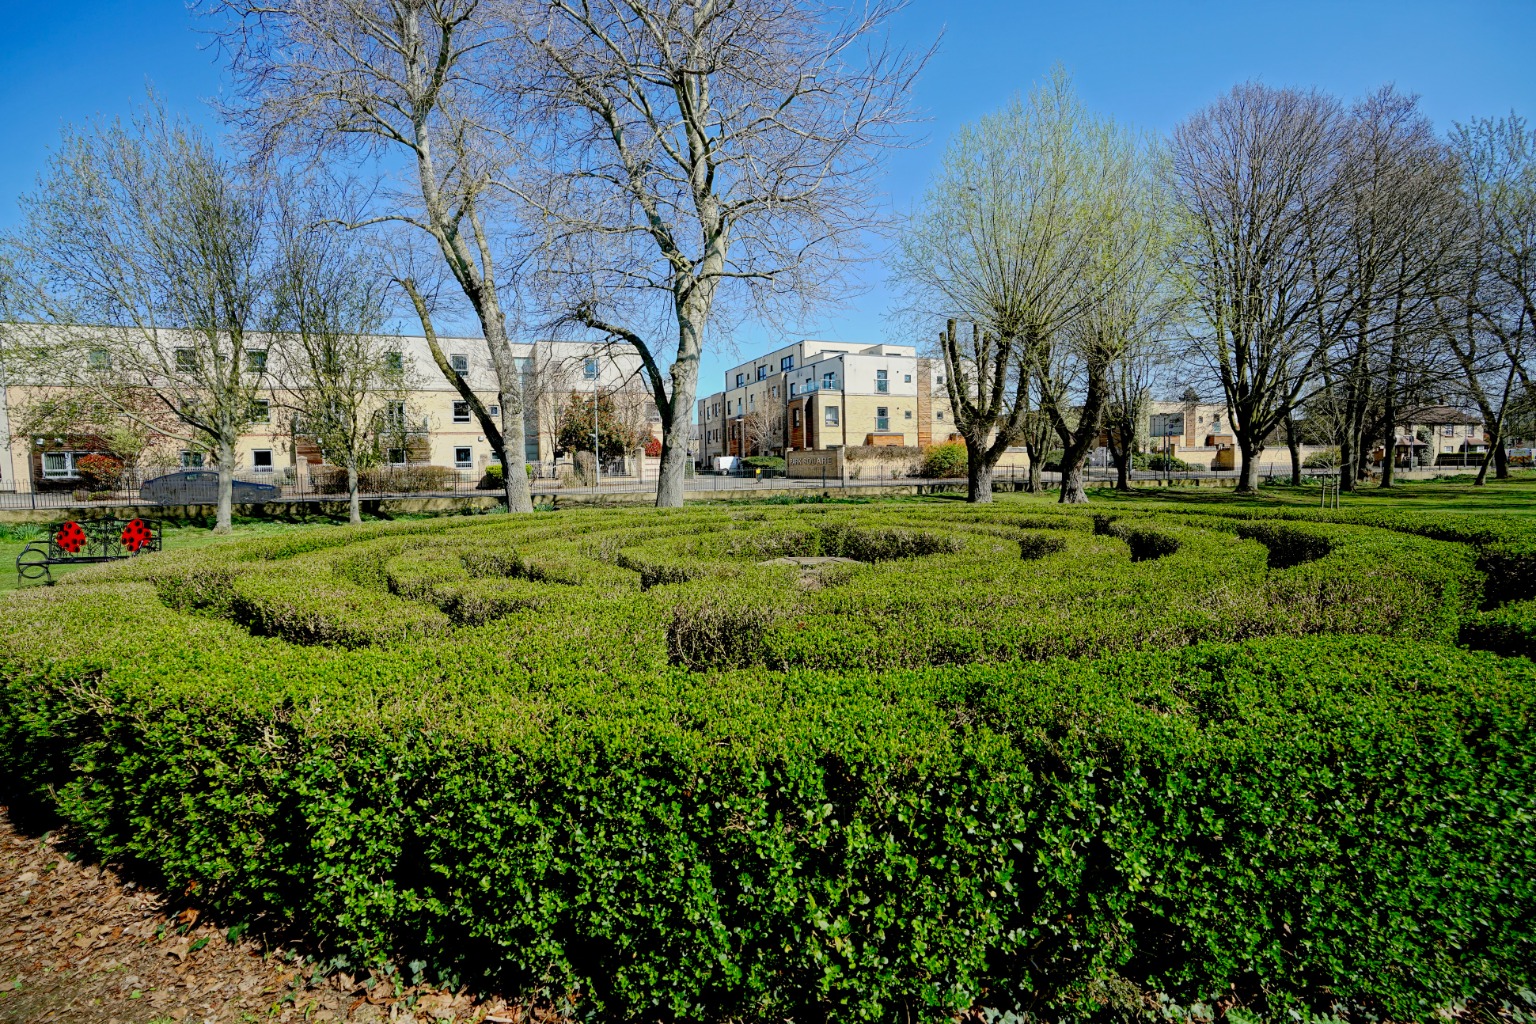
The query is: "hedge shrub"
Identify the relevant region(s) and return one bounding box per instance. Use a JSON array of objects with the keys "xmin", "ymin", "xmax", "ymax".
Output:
[{"xmin": 2, "ymin": 502, "xmax": 1532, "ymax": 1019}]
